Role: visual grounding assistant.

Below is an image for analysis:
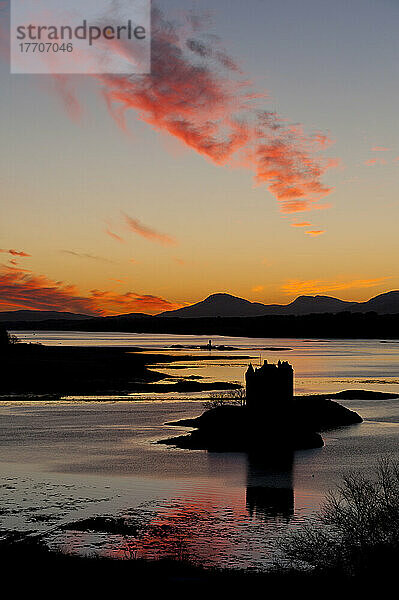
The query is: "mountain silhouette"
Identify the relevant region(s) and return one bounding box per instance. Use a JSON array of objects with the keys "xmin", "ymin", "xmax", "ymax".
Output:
[
  {"xmin": 158, "ymin": 291, "xmax": 399, "ymax": 318},
  {"xmin": 158, "ymin": 293, "xmax": 273, "ymax": 318},
  {"xmin": 354, "ymin": 291, "xmax": 399, "ymax": 314},
  {"xmin": 2, "ymin": 291, "xmax": 399, "ymax": 323},
  {"xmin": 279, "ymin": 295, "xmax": 355, "ymax": 315}
]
